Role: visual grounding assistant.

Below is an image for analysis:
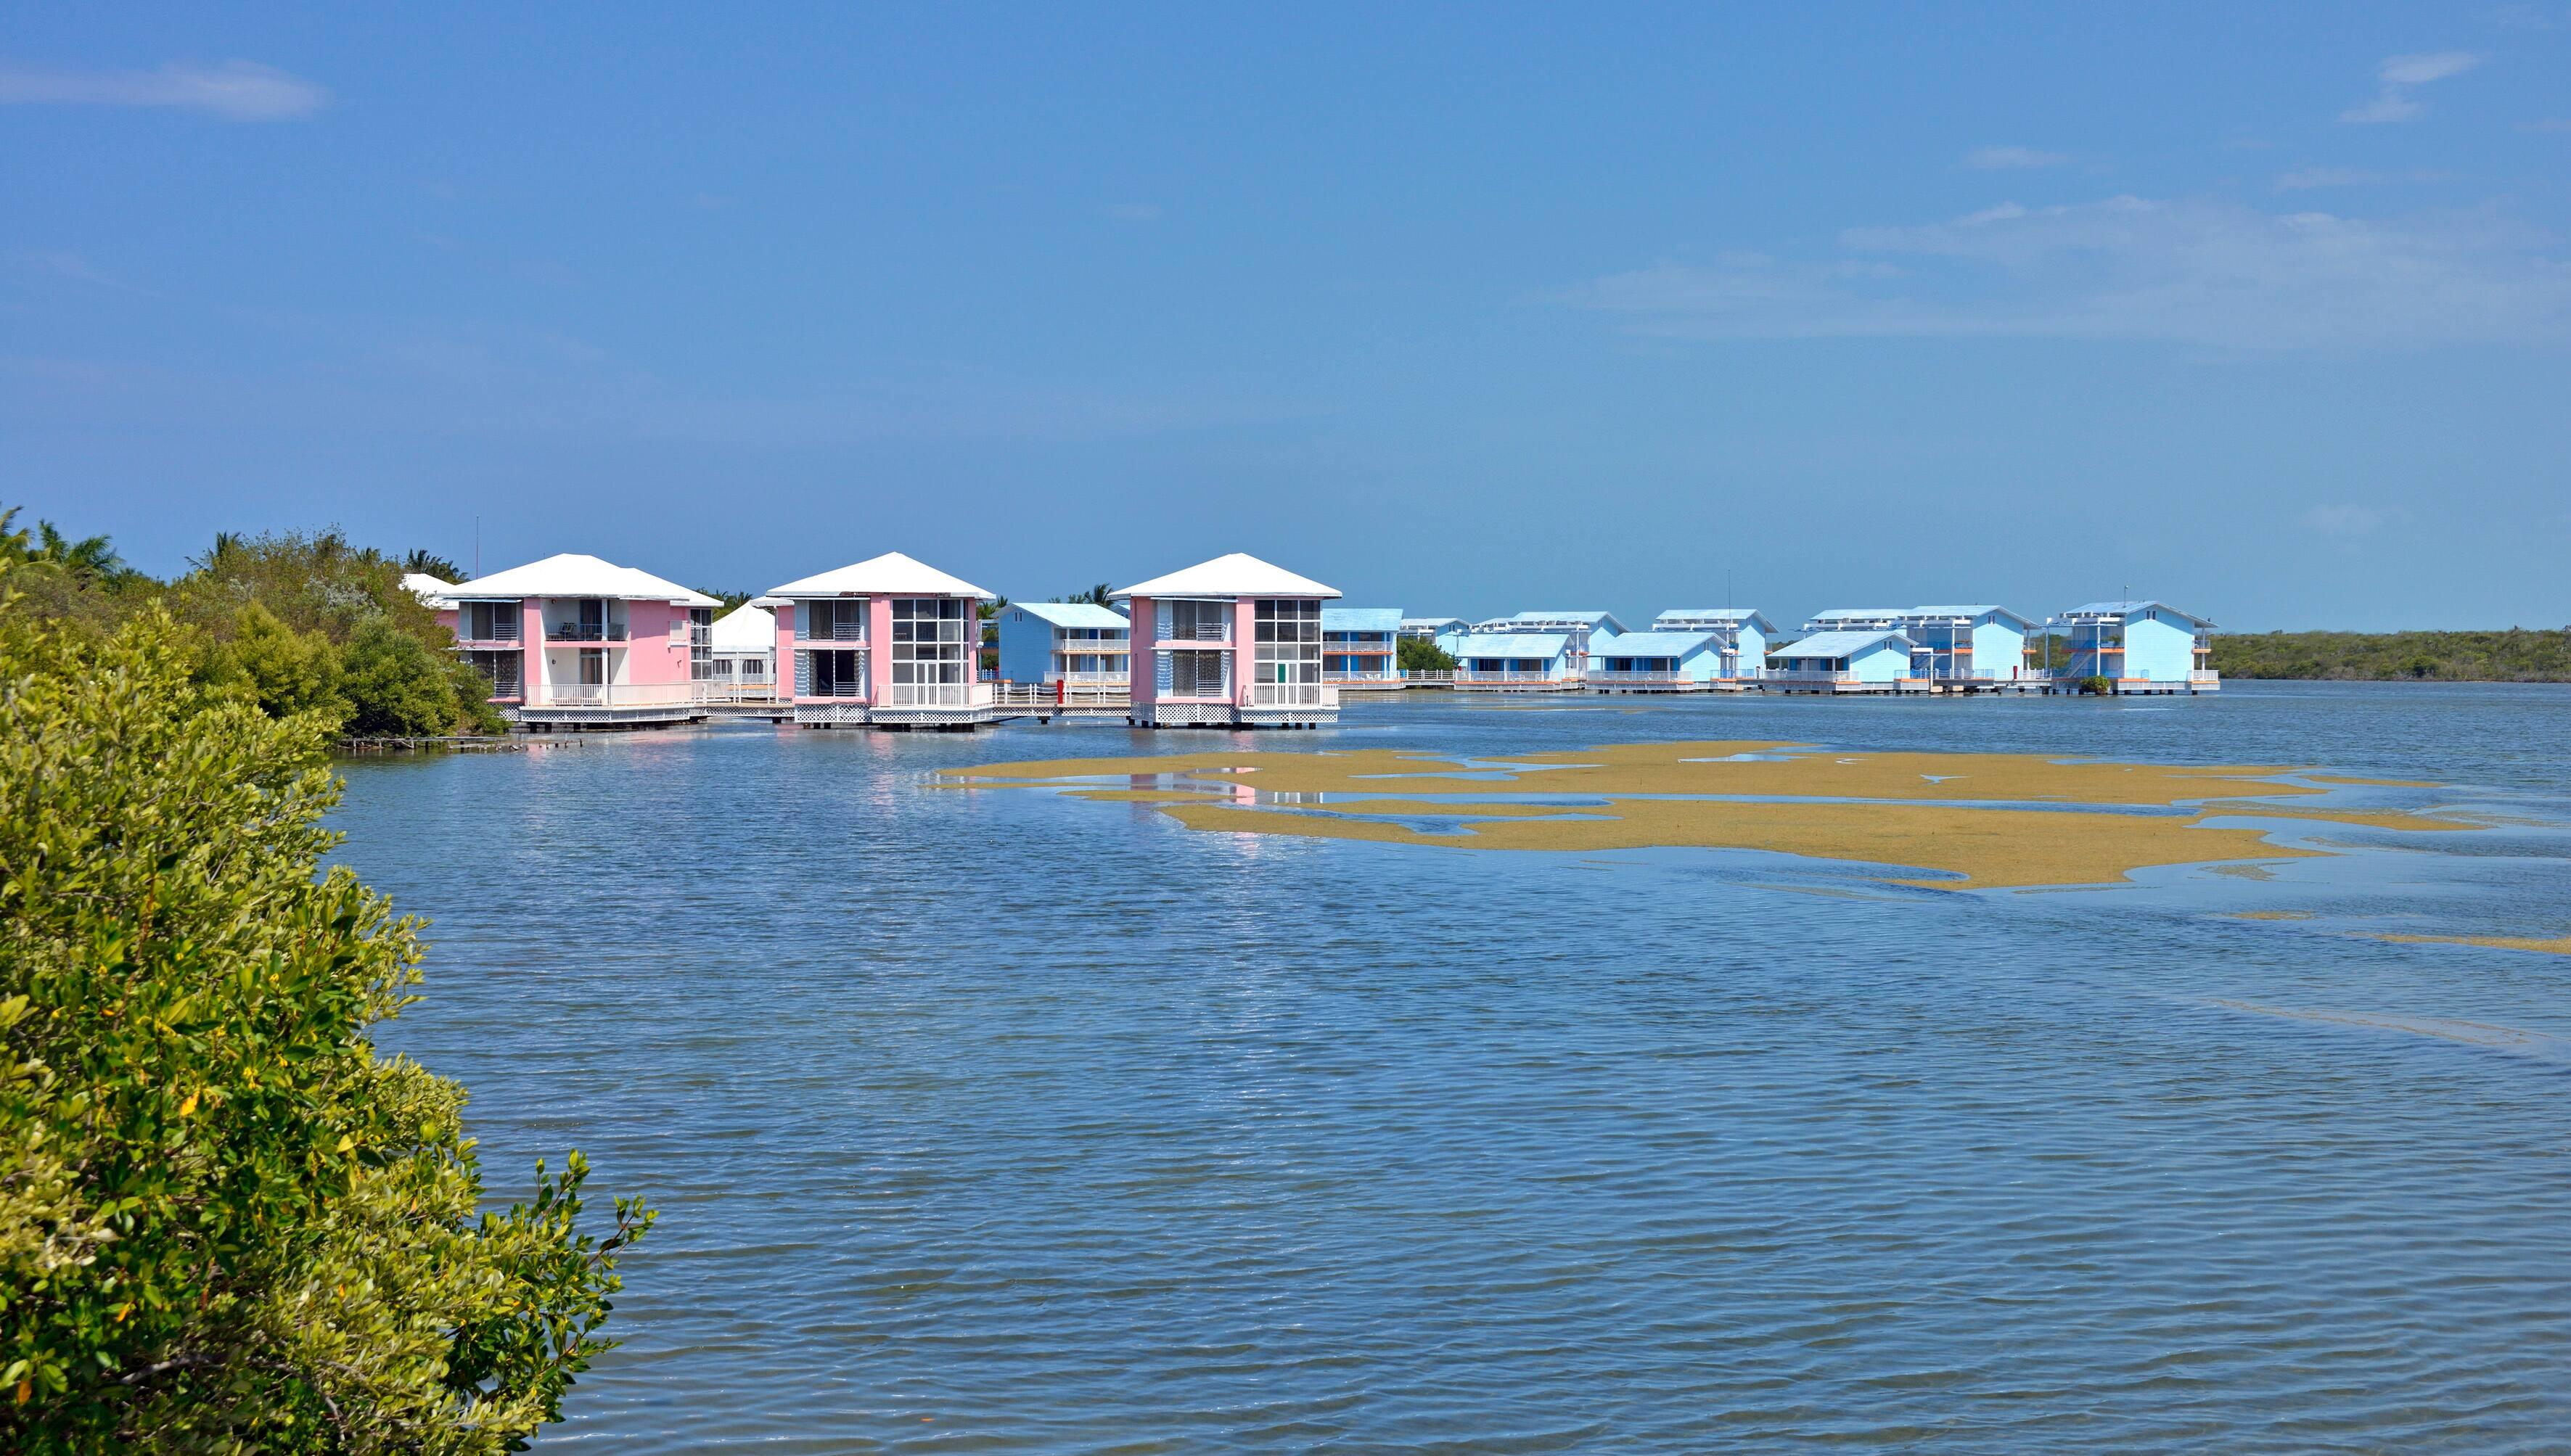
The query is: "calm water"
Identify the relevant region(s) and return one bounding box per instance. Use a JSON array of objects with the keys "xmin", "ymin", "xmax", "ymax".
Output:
[{"xmin": 334, "ymin": 683, "xmax": 2571, "ymax": 1452}]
